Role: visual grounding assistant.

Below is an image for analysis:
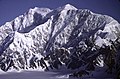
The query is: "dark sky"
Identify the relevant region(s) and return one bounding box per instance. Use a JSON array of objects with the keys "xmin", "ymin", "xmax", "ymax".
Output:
[{"xmin": 0, "ymin": 0, "xmax": 120, "ymax": 26}]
